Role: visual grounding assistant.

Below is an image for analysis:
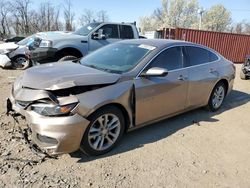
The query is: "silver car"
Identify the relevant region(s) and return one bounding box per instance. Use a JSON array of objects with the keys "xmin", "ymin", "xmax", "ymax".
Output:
[{"xmin": 8, "ymin": 39, "xmax": 235, "ymax": 156}]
